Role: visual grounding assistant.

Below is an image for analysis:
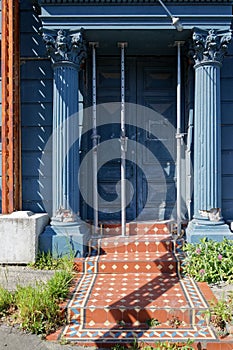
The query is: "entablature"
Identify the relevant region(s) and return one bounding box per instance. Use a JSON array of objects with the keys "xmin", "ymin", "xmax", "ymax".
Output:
[{"xmin": 38, "ymin": 0, "xmax": 232, "ymax": 31}]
